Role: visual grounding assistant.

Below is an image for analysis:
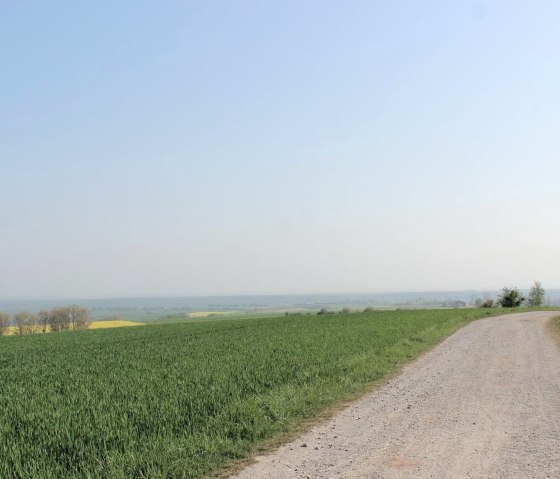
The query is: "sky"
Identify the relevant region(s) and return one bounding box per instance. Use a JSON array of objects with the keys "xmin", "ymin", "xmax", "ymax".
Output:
[{"xmin": 1, "ymin": 1, "xmax": 560, "ymax": 299}]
